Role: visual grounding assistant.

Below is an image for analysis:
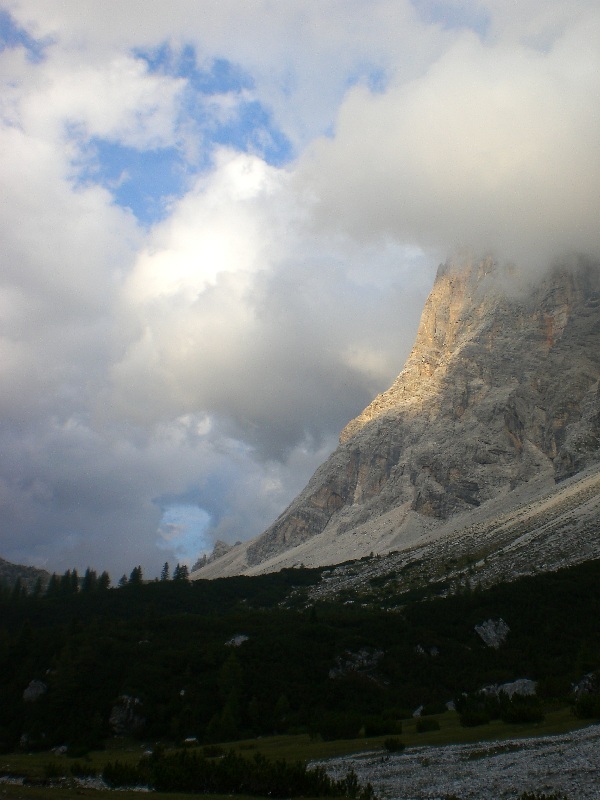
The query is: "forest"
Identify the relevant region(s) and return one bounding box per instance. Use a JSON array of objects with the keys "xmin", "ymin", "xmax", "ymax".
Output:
[{"xmin": 0, "ymin": 558, "xmax": 599, "ymax": 758}]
